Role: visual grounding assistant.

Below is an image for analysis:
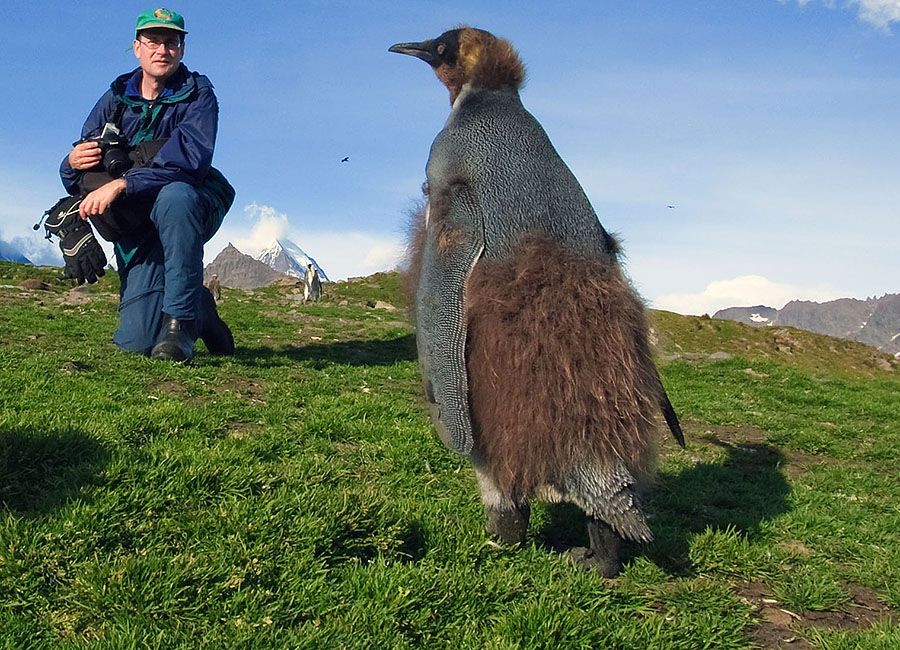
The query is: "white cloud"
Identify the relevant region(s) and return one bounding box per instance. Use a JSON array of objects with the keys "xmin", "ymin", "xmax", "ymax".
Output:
[
  {"xmin": 233, "ymin": 203, "xmax": 290, "ymax": 255},
  {"xmin": 10, "ymin": 233, "xmax": 63, "ymax": 266},
  {"xmin": 854, "ymin": 0, "xmax": 900, "ymax": 28},
  {"xmin": 301, "ymin": 232, "xmax": 405, "ymax": 279},
  {"xmin": 783, "ymin": 0, "xmax": 900, "ymax": 30},
  {"xmin": 651, "ymin": 274, "xmax": 849, "ymax": 316},
  {"xmin": 361, "ymin": 243, "xmax": 406, "ymax": 271},
  {"xmin": 204, "ymin": 203, "xmax": 405, "ymax": 281}
]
